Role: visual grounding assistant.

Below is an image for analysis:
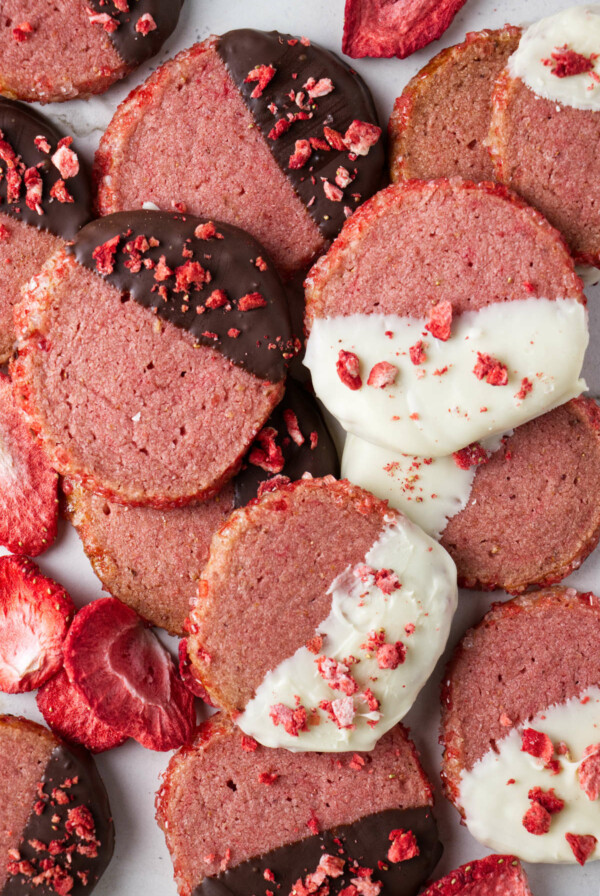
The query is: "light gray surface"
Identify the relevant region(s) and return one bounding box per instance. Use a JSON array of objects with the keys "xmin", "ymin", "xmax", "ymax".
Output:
[{"xmin": 2, "ymin": 1, "xmax": 599, "ymax": 894}]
